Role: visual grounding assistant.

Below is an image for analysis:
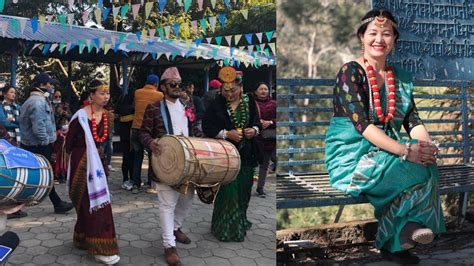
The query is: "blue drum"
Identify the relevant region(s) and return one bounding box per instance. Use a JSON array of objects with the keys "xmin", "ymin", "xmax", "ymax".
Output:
[{"xmin": 0, "ymin": 140, "xmax": 53, "ymax": 204}]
